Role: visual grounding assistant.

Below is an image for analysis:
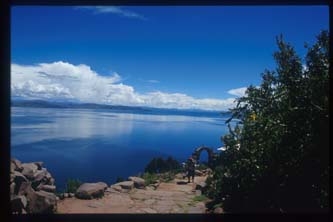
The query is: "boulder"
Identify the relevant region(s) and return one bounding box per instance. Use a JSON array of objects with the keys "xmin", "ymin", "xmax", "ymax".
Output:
[
  {"xmin": 11, "ymin": 195, "xmax": 27, "ymax": 214},
  {"xmin": 128, "ymin": 176, "xmax": 145, "ymax": 189},
  {"xmin": 21, "ymin": 163, "xmax": 38, "ymax": 180},
  {"xmin": 27, "ymin": 190, "xmax": 57, "ymax": 213},
  {"xmin": 113, "ymin": 181, "xmax": 134, "ymax": 190},
  {"xmin": 64, "ymin": 193, "xmax": 69, "ymax": 198},
  {"xmin": 49, "ymin": 178, "xmax": 55, "ymax": 186},
  {"xmin": 18, "ymin": 182, "xmax": 34, "ymax": 196},
  {"xmin": 13, "ymin": 171, "xmax": 28, "ymax": 194},
  {"xmin": 75, "ymin": 182, "xmax": 108, "ymax": 199},
  {"xmin": 195, "ymin": 170, "xmax": 203, "ymax": 176},
  {"xmin": 31, "ymin": 169, "xmax": 48, "ymax": 189},
  {"xmin": 37, "ymin": 184, "xmax": 56, "ymax": 193},
  {"xmin": 69, "ymin": 193, "xmax": 75, "ymax": 198},
  {"xmin": 195, "ymin": 181, "xmax": 207, "ymax": 191},
  {"xmin": 10, "ymin": 182, "xmax": 16, "ymax": 194},
  {"xmin": 110, "ymin": 185, "xmax": 123, "ymax": 192},
  {"xmin": 11, "ymin": 159, "xmax": 23, "ymax": 172},
  {"xmin": 33, "ymin": 162, "xmax": 44, "ymax": 170},
  {"xmin": 213, "ymin": 207, "xmax": 224, "ymax": 214}
]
